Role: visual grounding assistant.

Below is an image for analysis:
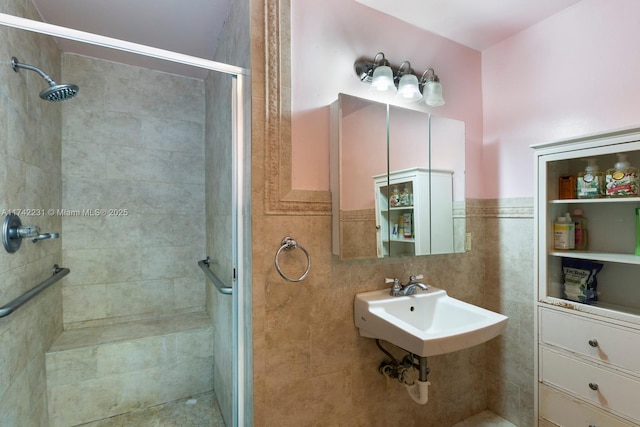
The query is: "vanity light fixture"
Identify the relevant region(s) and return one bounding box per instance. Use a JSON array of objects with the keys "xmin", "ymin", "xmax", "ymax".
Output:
[
  {"xmin": 420, "ymin": 68, "xmax": 445, "ymax": 107},
  {"xmin": 354, "ymin": 52, "xmax": 445, "ymax": 106},
  {"xmin": 368, "ymin": 52, "xmax": 396, "ymax": 94},
  {"xmin": 396, "ymin": 61, "xmax": 423, "ymax": 102}
]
